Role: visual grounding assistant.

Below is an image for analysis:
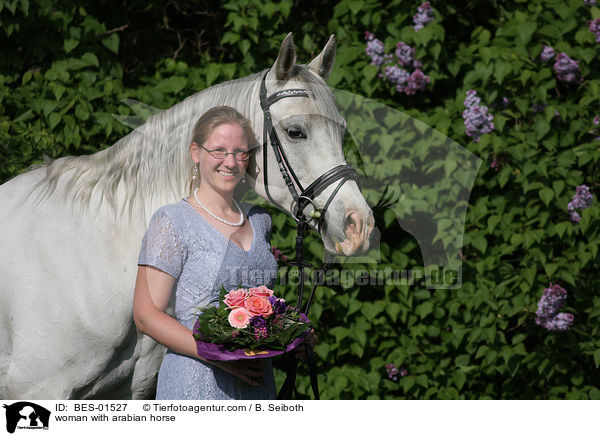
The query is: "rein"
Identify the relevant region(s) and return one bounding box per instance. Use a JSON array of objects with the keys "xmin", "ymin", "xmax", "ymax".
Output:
[{"xmin": 258, "ymin": 71, "xmax": 361, "ymax": 399}]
